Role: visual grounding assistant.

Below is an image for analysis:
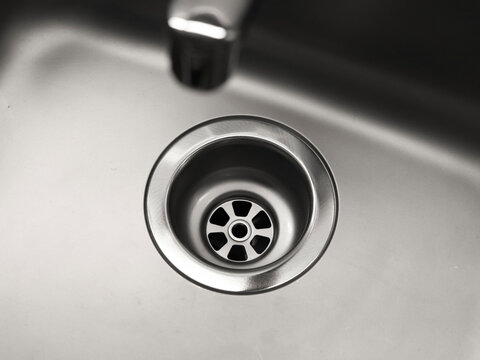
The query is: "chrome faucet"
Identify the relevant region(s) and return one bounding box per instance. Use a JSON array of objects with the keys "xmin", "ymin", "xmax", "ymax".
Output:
[{"xmin": 167, "ymin": 0, "xmax": 253, "ymax": 90}]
